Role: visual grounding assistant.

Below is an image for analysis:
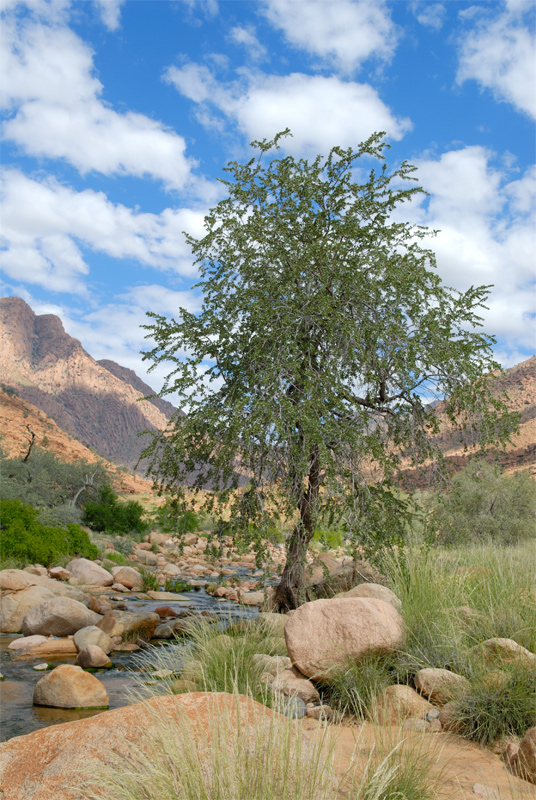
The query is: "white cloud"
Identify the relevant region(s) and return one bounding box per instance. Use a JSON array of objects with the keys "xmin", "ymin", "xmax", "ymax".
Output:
[
  {"xmin": 228, "ymin": 24, "xmax": 267, "ymax": 61},
  {"xmin": 410, "ymin": 2, "xmax": 446, "ymax": 31},
  {"xmin": 93, "ymin": 0, "xmax": 125, "ymax": 31},
  {"xmin": 0, "ymin": 15, "xmax": 195, "ymax": 189},
  {"xmin": 0, "ymin": 169, "xmax": 208, "ymax": 292},
  {"xmin": 261, "ymin": 0, "xmax": 398, "ymax": 72},
  {"xmin": 405, "ymin": 147, "xmax": 536, "ymax": 358},
  {"xmin": 457, "ymin": 2, "xmax": 536, "ymax": 119},
  {"xmin": 165, "ymin": 65, "xmax": 412, "ymax": 152}
]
